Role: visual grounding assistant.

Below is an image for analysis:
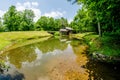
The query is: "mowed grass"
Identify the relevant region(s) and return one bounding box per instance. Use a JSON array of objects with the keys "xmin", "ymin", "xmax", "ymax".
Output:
[
  {"xmin": 0, "ymin": 31, "xmax": 52, "ymax": 51},
  {"xmin": 72, "ymin": 32, "xmax": 95, "ymax": 40}
]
